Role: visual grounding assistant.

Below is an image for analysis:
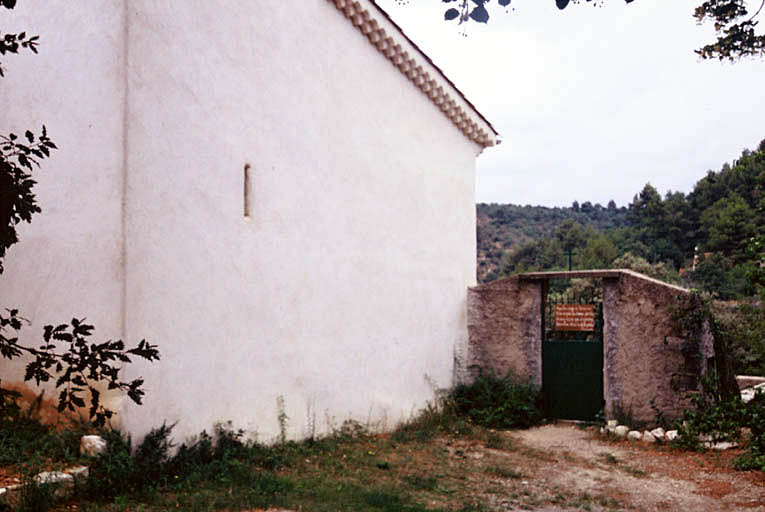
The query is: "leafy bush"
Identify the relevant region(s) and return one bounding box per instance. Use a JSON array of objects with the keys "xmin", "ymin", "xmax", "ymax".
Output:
[
  {"xmin": 86, "ymin": 422, "xmax": 303, "ymax": 499},
  {"xmin": 449, "ymin": 372, "xmax": 543, "ymax": 429},
  {"xmin": 675, "ymin": 381, "xmax": 765, "ymax": 471},
  {"xmin": 84, "ymin": 429, "xmax": 138, "ymax": 498},
  {"xmin": 714, "ymin": 300, "xmax": 765, "ymax": 376},
  {"xmin": 16, "ymin": 461, "xmax": 55, "ymax": 512},
  {"xmin": 733, "ymin": 392, "xmax": 765, "ymax": 471},
  {"xmin": 675, "ymin": 393, "xmax": 748, "ymax": 450}
]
